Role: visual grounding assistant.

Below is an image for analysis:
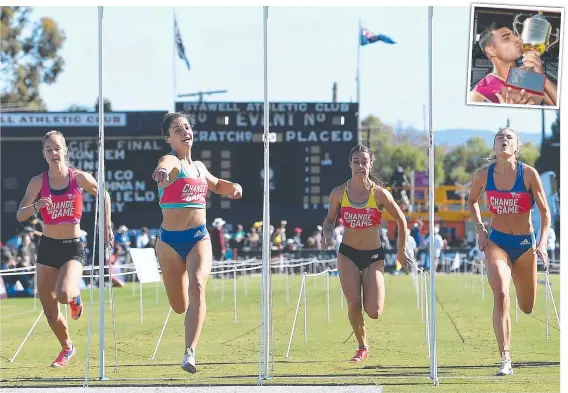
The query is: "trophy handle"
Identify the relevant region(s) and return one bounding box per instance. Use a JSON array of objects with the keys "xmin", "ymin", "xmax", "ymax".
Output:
[
  {"xmin": 547, "ymin": 28, "xmax": 560, "ymax": 51},
  {"xmin": 512, "ymin": 14, "xmax": 523, "ymax": 38}
]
